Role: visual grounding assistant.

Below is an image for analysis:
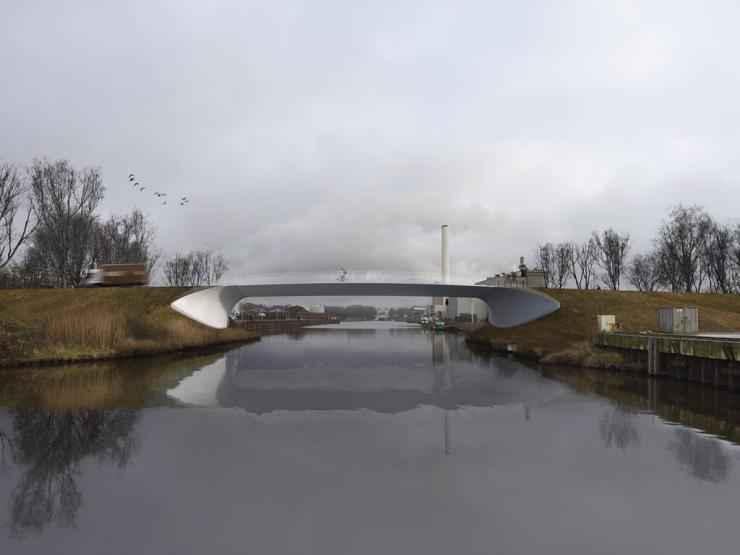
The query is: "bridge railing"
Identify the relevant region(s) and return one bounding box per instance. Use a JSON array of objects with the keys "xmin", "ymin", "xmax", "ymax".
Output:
[{"xmin": 219, "ymin": 270, "xmax": 497, "ymax": 286}]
